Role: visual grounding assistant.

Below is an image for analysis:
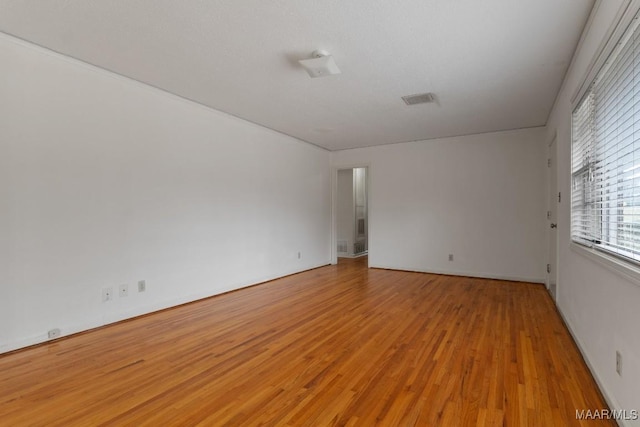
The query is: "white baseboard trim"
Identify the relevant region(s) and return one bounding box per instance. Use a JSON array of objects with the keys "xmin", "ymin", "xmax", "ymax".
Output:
[
  {"xmin": 556, "ymin": 308, "xmax": 627, "ymax": 427},
  {"xmin": 1, "ymin": 262, "xmax": 330, "ymax": 355},
  {"xmin": 369, "ymin": 264, "xmax": 545, "ymax": 284}
]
